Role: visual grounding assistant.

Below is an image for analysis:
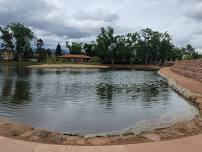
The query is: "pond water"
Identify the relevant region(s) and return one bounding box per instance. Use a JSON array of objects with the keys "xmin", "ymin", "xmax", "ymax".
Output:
[{"xmin": 0, "ymin": 66, "xmax": 198, "ymax": 134}]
